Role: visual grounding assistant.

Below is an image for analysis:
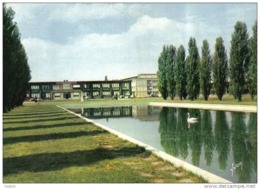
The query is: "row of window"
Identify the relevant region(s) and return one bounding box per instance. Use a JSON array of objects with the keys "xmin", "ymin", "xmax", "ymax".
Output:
[
  {"xmin": 31, "ymin": 91, "xmax": 125, "ymax": 99},
  {"xmin": 54, "ymin": 92, "xmax": 80, "ymax": 98},
  {"xmin": 31, "ymin": 83, "xmax": 129, "ymax": 90}
]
